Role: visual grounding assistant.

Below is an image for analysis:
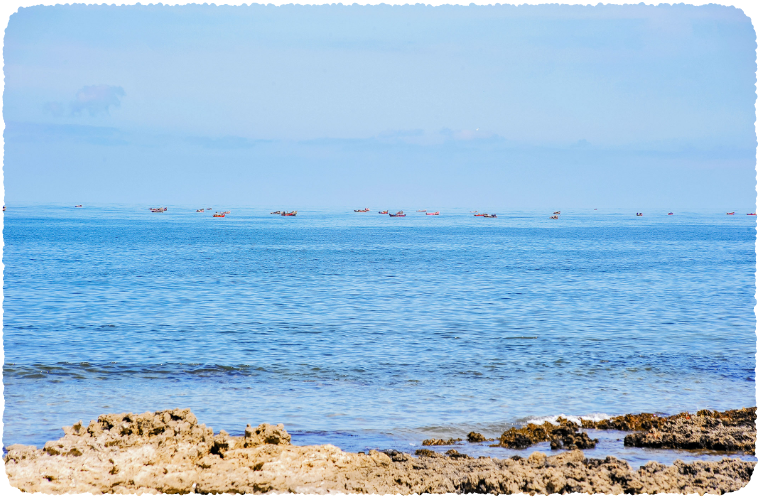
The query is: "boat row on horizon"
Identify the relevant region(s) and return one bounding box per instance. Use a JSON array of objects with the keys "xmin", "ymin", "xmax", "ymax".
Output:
[{"xmin": 2, "ymin": 206, "xmax": 757, "ymax": 217}]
